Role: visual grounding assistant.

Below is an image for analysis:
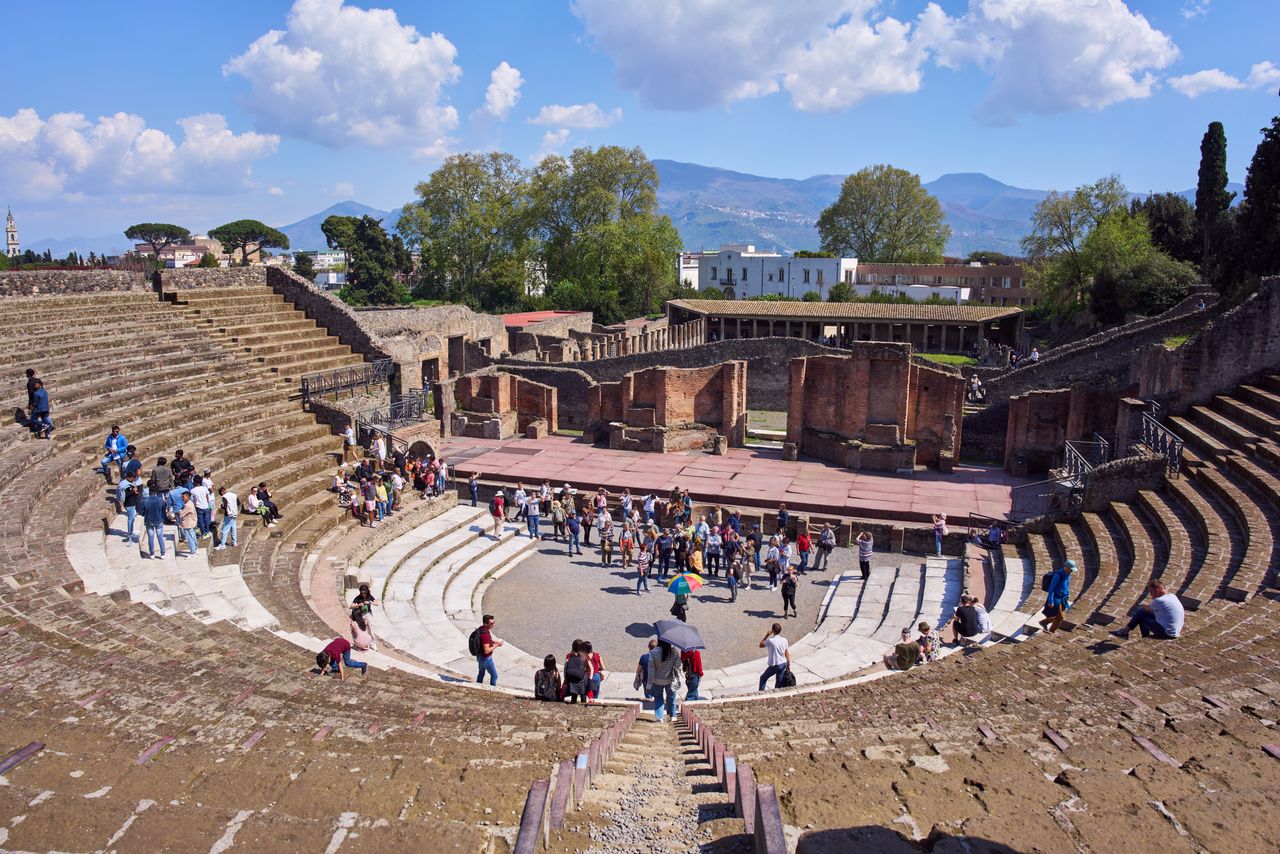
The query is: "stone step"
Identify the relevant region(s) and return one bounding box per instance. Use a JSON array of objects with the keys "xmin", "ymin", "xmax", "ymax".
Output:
[
  {"xmin": 1192, "ymin": 403, "xmax": 1263, "ymax": 450},
  {"xmin": 1212, "ymin": 394, "xmax": 1280, "ymax": 442},
  {"xmin": 1169, "ymin": 415, "xmax": 1235, "ymax": 459},
  {"xmin": 359, "ymin": 504, "xmax": 490, "ymax": 596},
  {"xmin": 870, "ymin": 563, "xmax": 924, "ymax": 643},
  {"xmin": 1236, "ymin": 384, "xmax": 1280, "ymax": 419}
]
